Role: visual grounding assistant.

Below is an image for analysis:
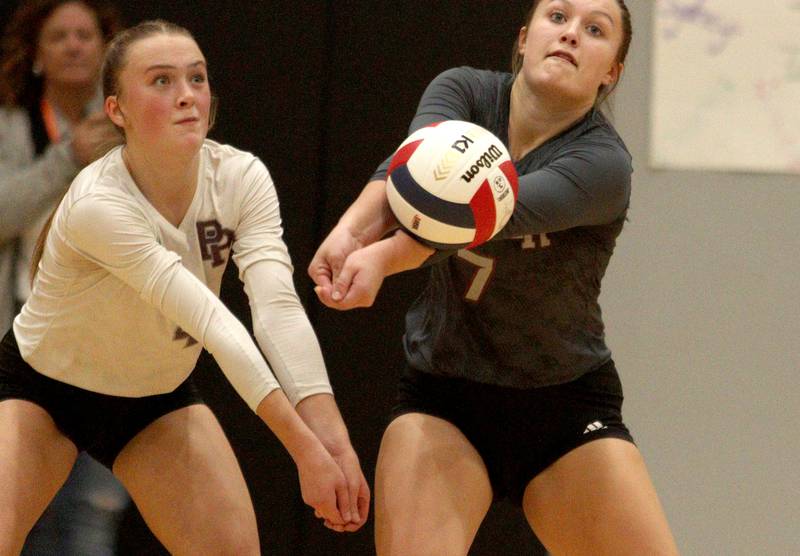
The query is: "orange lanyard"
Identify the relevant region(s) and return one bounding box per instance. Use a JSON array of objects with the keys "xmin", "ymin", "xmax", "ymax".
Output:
[{"xmin": 40, "ymin": 98, "xmax": 61, "ymax": 143}]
